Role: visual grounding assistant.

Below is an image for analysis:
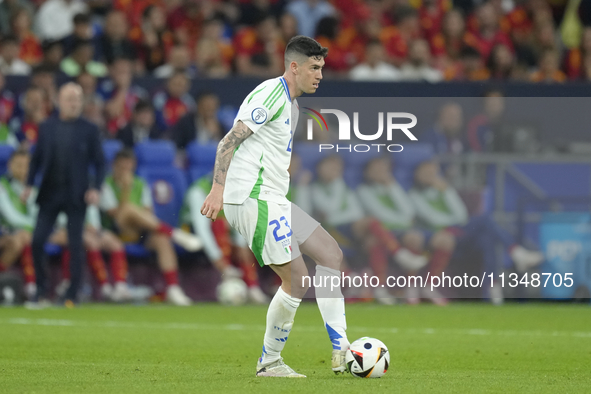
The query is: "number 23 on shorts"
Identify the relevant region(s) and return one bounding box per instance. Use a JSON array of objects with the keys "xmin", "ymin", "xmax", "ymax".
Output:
[{"xmin": 269, "ymin": 216, "xmax": 293, "ymax": 241}]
